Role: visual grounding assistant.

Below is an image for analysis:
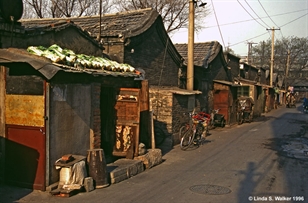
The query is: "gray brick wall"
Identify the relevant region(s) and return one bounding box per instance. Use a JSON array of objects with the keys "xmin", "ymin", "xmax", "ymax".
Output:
[
  {"xmin": 150, "ymin": 88, "xmax": 201, "ymax": 145},
  {"xmin": 124, "ymin": 25, "xmax": 180, "ymax": 87}
]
